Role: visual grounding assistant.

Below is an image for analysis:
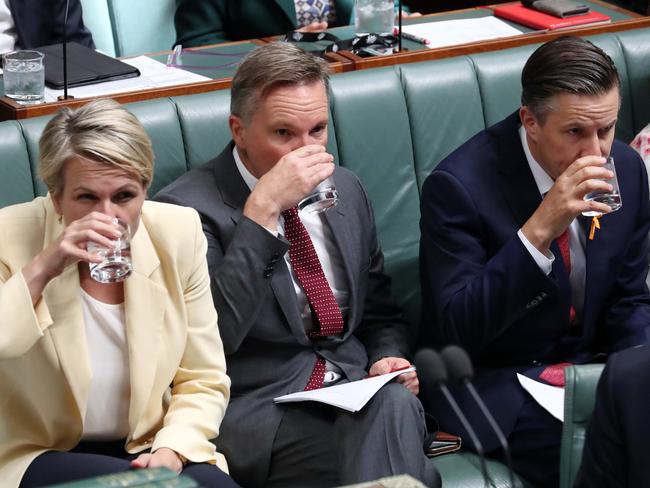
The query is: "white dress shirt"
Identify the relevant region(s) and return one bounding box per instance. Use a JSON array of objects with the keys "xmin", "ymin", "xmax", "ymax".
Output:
[
  {"xmin": 517, "ymin": 125, "xmax": 586, "ymax": 317},
  {"xmin": 0, "ymin": 0, "xmax": 17, "ymax": 54},
  {"xmin": 234, "ymin": 147, "xmax": 349, "ymax": 383},
  {"xmin": 80, "ymin": 289, "xmax": 131, "ymax": 440}
]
